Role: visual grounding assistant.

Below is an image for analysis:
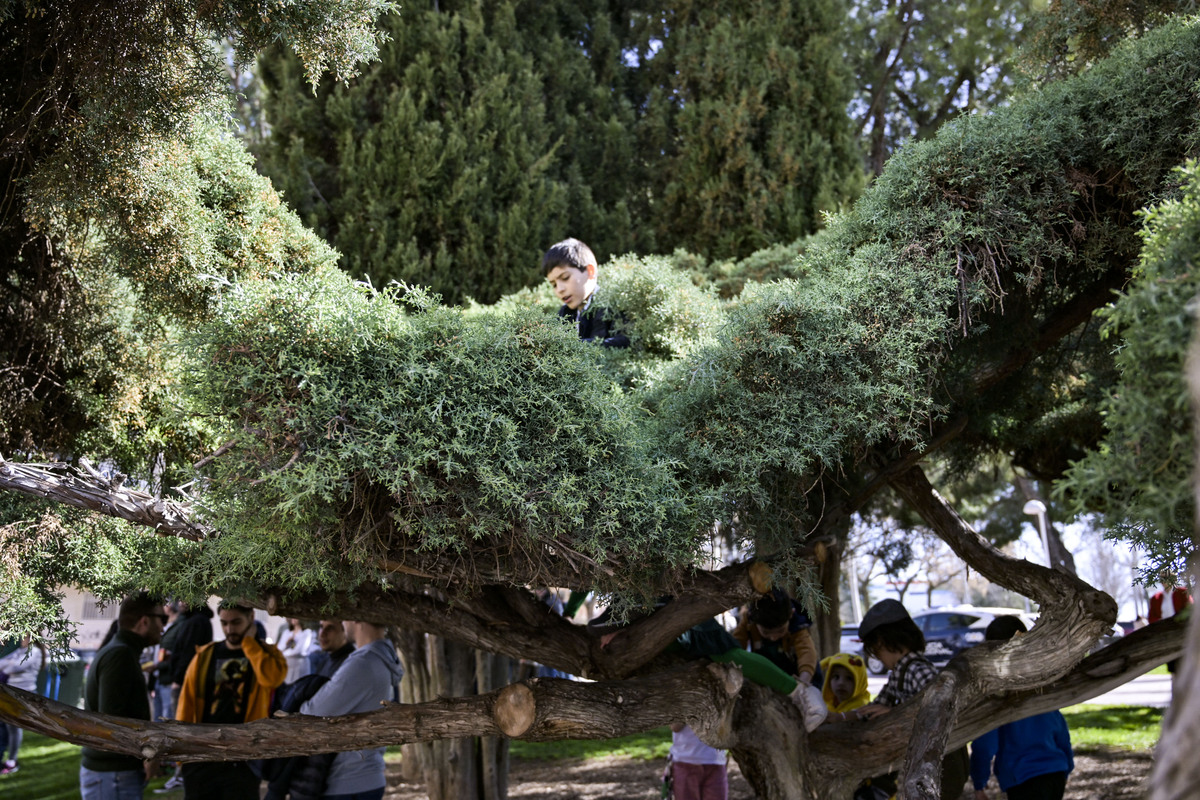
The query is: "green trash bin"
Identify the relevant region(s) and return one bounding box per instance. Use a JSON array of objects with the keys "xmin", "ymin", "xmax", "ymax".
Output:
[{"xmin": 39, "ymin": 657, "xmax": 86, "ymax": 708}]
